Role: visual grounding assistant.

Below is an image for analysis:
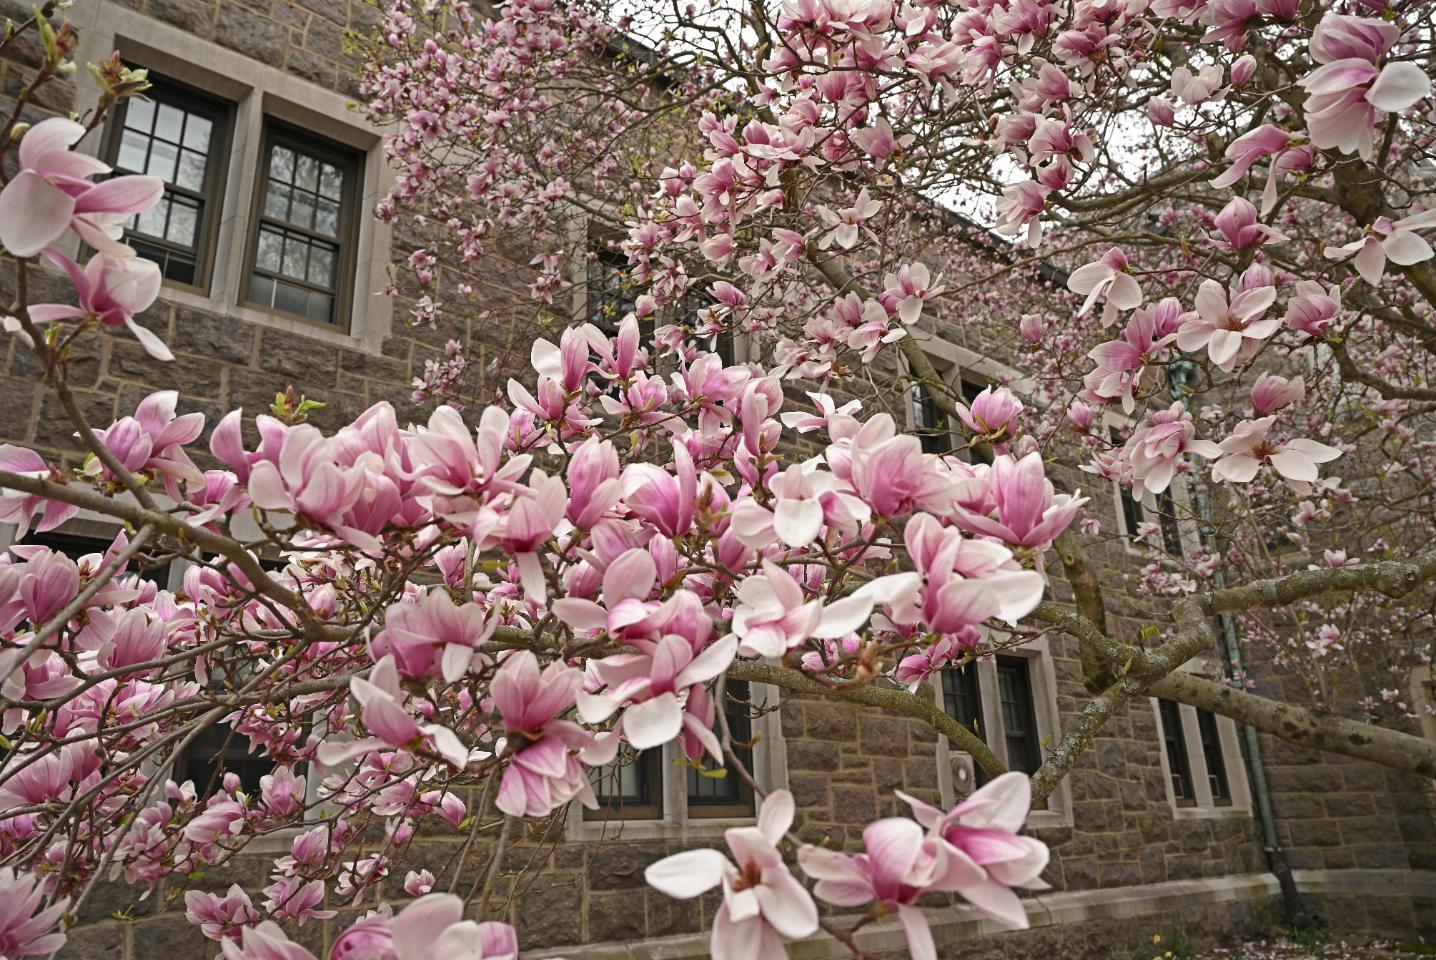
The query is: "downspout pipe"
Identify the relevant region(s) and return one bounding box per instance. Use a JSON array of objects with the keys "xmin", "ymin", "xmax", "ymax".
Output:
[{"xmin": 1168, "ymin": 360, "xmax": 1311, "ymax": 927}]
